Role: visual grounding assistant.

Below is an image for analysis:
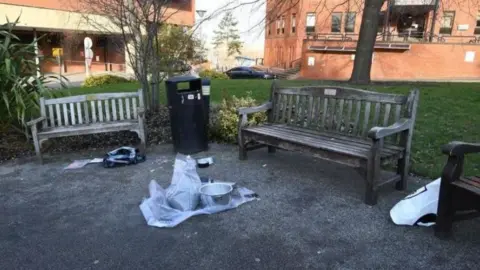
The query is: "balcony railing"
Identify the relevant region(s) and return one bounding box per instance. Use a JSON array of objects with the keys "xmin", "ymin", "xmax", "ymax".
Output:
[{"xmin": 306, "ymin": 32, "xmax": 480, "ymax": 44}]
